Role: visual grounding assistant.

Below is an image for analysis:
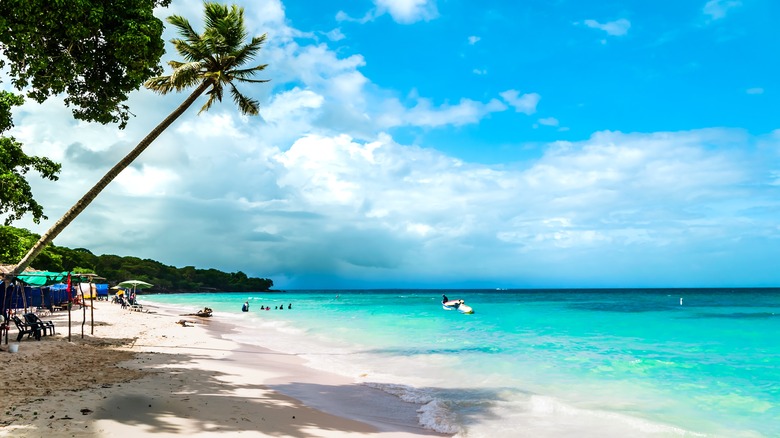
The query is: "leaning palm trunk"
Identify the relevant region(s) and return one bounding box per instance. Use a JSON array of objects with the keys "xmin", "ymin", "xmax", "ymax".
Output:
[{"xmin": 11, "ymin": 81, "xmax": 211, "ymax": 277}]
